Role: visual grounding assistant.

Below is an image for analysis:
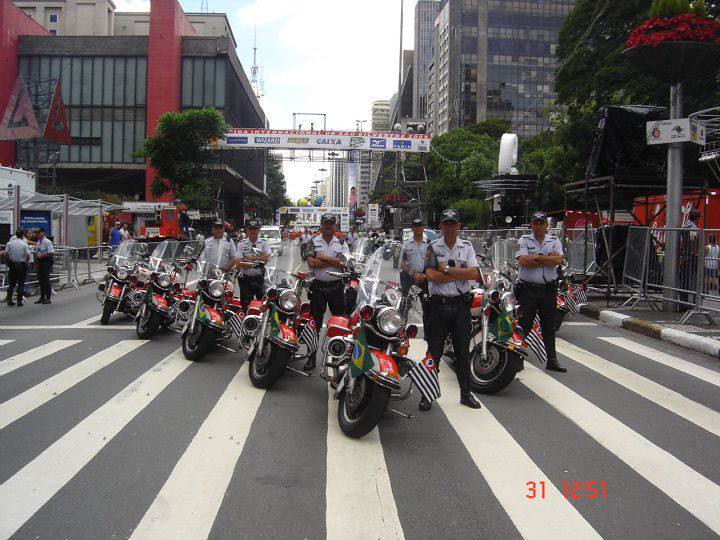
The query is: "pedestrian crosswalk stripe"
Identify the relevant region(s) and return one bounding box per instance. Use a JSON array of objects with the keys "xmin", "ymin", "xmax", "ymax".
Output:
[
  {"xmin": 0, "ymin": 340, "xmax": 147, "ymax": 430},
  {"xmin": 520, "ymin": 363, "xmax": 720, "ymax": 534},
  {"xmin": 0, "ymin": 349, "xmax": 191, "ymax": 539},
  {"xmin": 557, "ymin": 339, "xmax": 720, "ymax": 438},
  {"xmin": 599, "ymin": 337, "xmax": 720, "ymax": 388},
  {"xmin": 71, "ymin": 315, "xmax": 102, "ymax": 326},
  {"xmin": 0, "ymin": 340, "xmax": 14, "ymax": 348},
  {"xmin": 130, "ymin": 363, "xmax": 265, "ymax": 540},
  {"xmin": 0, "ymin": 340, "xmax": 82, "ymax": 377},
  {"xmin": 436, "ymin": 369, "xmax": 602, "ymax": 540},
  {"xmin": 326, "ymin": 386, "xmax": 405, "ymax": 540}
]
